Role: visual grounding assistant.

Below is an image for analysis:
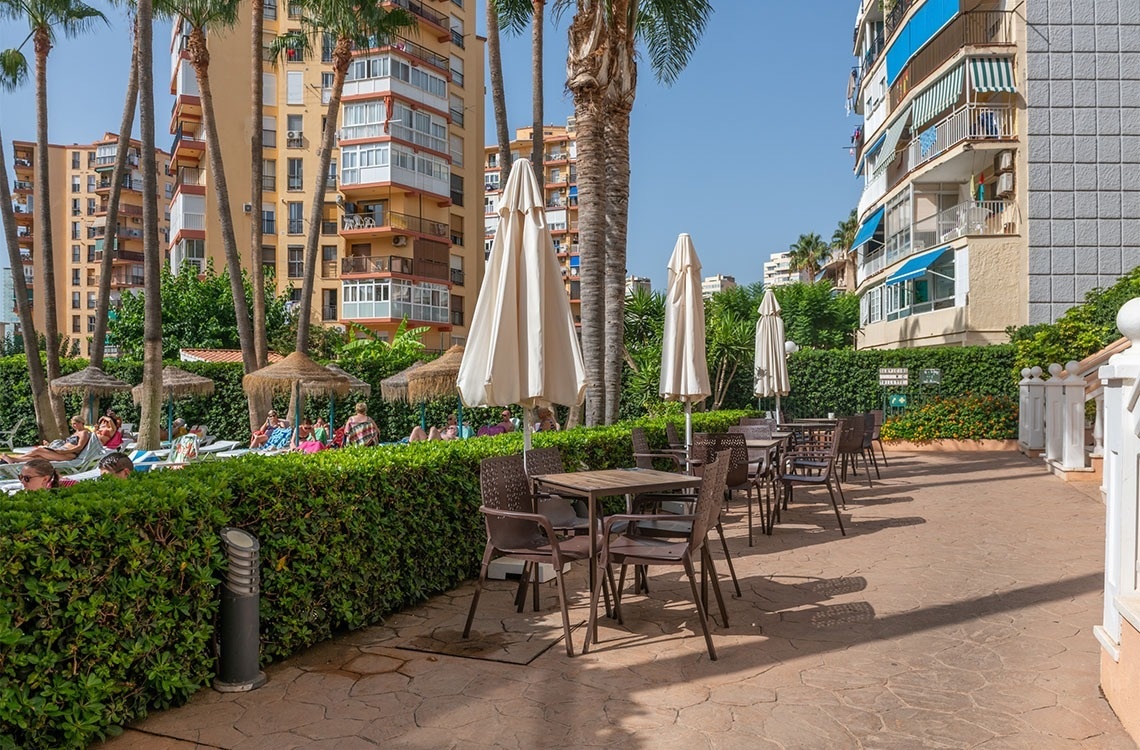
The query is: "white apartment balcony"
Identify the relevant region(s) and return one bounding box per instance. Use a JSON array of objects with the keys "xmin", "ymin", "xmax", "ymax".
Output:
[
  {"xmin": 169, "ymin": 192, "xmax": 206, "ymax": 242},
  {"xmin": 858, "ymin": 198, "xmax": 1019, "ymax": 283},
  {"xmin": 905, "ymin": 103, "xmax": 1015, "ymax": 178}
]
